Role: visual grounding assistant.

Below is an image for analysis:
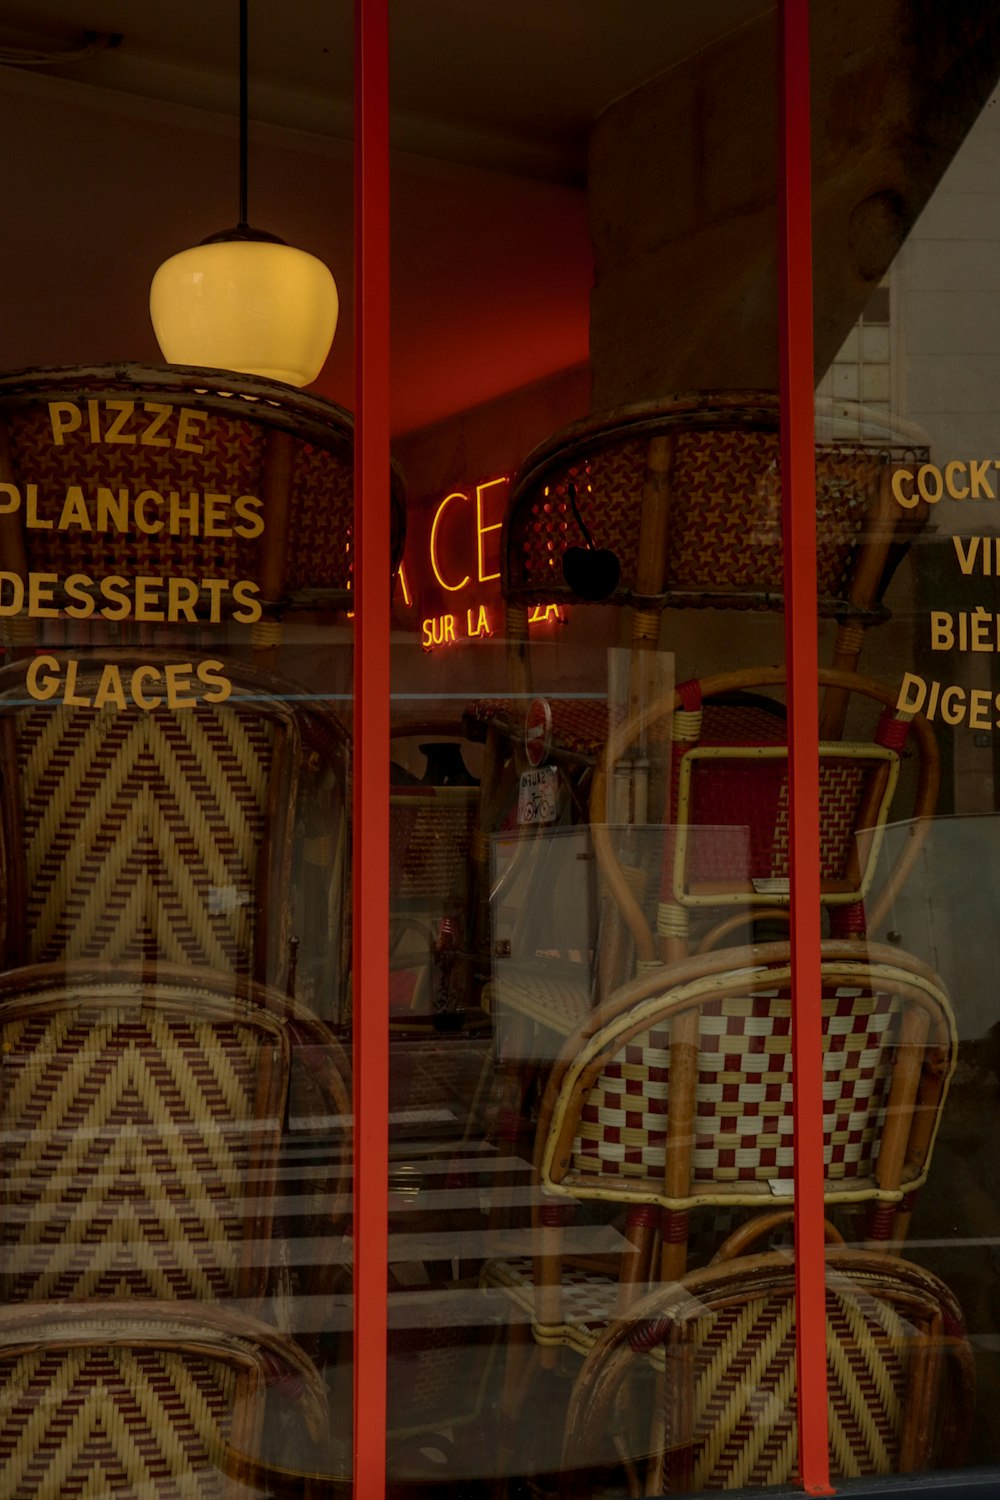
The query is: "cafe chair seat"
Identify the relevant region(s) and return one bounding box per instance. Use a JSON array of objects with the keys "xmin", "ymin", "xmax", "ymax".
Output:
[{"xmin": 483, "ymin": 1256, "xmax": 622, "ymax": 1358}]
